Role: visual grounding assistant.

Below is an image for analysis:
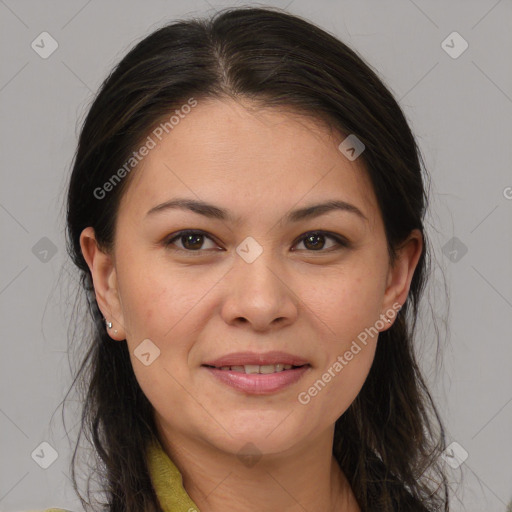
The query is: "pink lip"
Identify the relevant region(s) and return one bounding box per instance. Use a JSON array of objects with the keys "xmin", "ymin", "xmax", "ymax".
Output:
[
  {"xmin": 203, "ymin": 365, "xmax": 311, "ymax": 394},
  {"xmin": 202, "ymin": 350, "xmax": 309, "ymax": 367}
]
